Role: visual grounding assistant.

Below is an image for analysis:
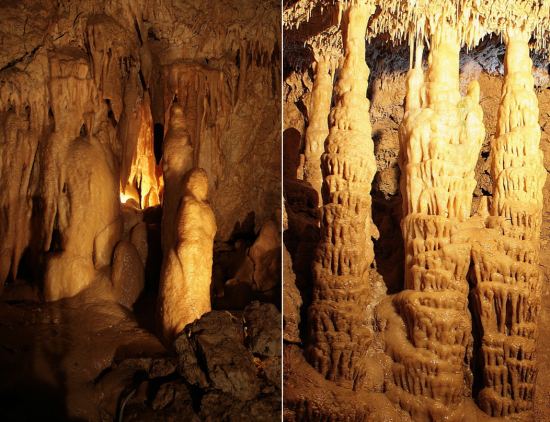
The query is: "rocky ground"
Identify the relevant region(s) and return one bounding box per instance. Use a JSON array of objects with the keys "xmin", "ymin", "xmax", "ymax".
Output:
[{"xmin": 0, "ymin": 283, "xmax": 281, "ymax": 421}]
